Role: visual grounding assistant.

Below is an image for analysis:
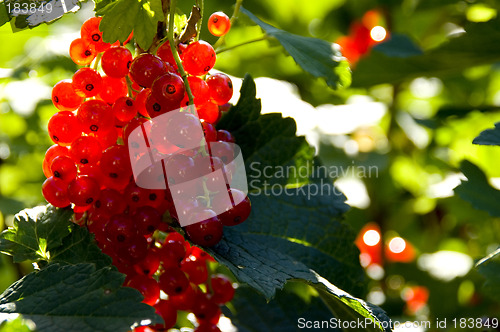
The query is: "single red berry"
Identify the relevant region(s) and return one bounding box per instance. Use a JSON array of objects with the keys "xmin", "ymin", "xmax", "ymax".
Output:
[
  {"xmin": 129, "ymin": 53, "xmax": 167, "ymax": 88},
  {"xmin": 50, "ymin": 155, "xmax": 77, "ymax": 183},
  {"xmin": 133, "ymin": 249, "xmax": 161, "ymax": 277},
  {"xmin": 112, "ymin": 96, "xmax": 137, "ymax": 122},
  {"xmin": 69, "ymin": 38, "xmax": 97, "ymax": 66},
  {"xmin": 206, "ymin": 73, "xmax": 233, "ymax": 105},
  {"xmin": 100, "ymin": 144, "xmax": 132, "ymax": 189},
  {"xmin": 180, "ymin": 76, "xmax": 210, "ymax": 107},
  {"xmin": 42, "ymin": 176, "xmax": 71, "ymax": 207},
  {"xmin": 195, "ymin": 323, "xmax": 221, "ymax": 332},
  {"xmin": 200, "ymin": 121, "xmax": 217, "ymax": 142},
  {"xmin": 153, "ymin": 300, "xmax": 177, "ymax": 330},
  {"xmin": 151, "ymin": 72, "xmax": 185, "ymax": 105},
  {"xmin": 159, "ymin": 267, "xmax": 190, "ymax": 296},
  {"xmin": 181, "ymin": 256, "xmax": 208, "ymax": 284},
  {"xmin": 48, "ymin": 111, "xmax": 82, "ymax": 145},
  {"xmin": 197, "ymin": 102, "xmax": 220, "ymax": 124},
  {"xmin": 164, "ymin": 112, "xmax": 204, "ymax": 149},
  {"xmin": 213, "ymin": 188, "xmax": 251, "ymax": 226},
  {"xmin": 207, "ymin": 12, "xmax": 231, "ymax": 37},
  {"xmin": 192, "ymin": 293, "xmax": 220, "ymax": 323},
  {"xmin": 160, "ymin": 239, "xmax": 187, "ymax": 268},
  {"xmin": 72, "ymin": 68, "xmax": 102, "ymax": 98},
  {"xmin": 67, "ymin": 175, "xmax": 100, "ymax": 206},
  {"xmin": 133, "ymin": 206, "xmax": 162, "ymax": 236},
  {"xmin": 93, "ymin": 188, "xmax": 127, "ymax": 216},
  {"xmin": 210, "ymin": 274, "xmax": 235, "ymax": 304},
  {"xmin": 81, "ymin": 17, "xmax": 112, "ymax": 53},
  {"xmin": 184, "ymin": 209, "xmax": 223, "ymax": 247},
  {"xmin": 77, "ymin": 100, "xmax": 114, "ymax": 135},
  {"xmin": 52, "ymin": 80, "xmax": 83, "ymax": 112},
  {"xmin": 44, "ymin": 144, "xmax": 69, "ymax": 177},
  {"xmin": 216, "ymin": 129, "xmax": 235, "ymax": 143},
  {"xmin": 105, "ymin": 213, "xmax": 135, "ymax": 243},
  {"xmin": 70, "ymin": 135, "xmax": 103, "ymax": 165},
  {"xmin": 101, "ymin": 46, "xmax": 133, "ymax": 78},
  {"xmin": 182, "ymin": 40, "xmax": 216, "ymax": 76},
  {"xmin": 134, "ymin": 89, "xmax": 151, "ymax": 118},
  {"xmin": 156, "ymin": 41, "xmax": 178, "ymax": 70},
  {"xmin": 169, "ymin": 282, "xmax": 198, "ymax": 311}
]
